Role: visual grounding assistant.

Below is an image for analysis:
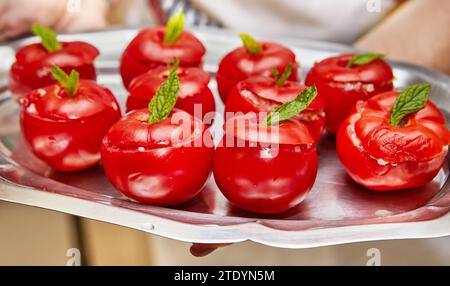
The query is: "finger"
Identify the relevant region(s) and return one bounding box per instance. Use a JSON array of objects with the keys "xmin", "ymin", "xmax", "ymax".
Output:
[{"xmin": 190, "ymin": 243, "xmax": 232, "ymax": 257}]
